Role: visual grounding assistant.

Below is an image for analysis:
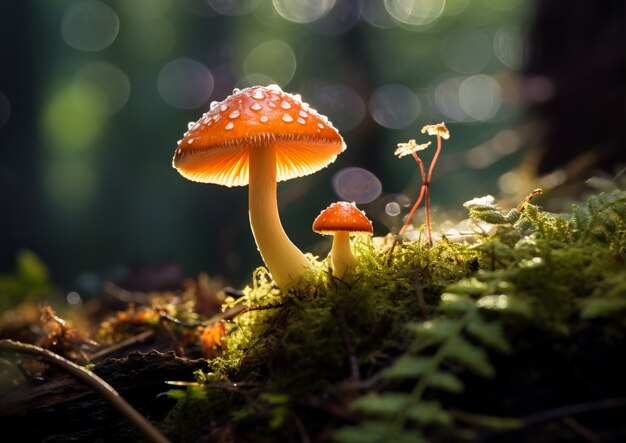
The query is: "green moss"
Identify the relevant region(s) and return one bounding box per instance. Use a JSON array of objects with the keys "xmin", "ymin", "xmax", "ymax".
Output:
[{"xmin": 162, "ymin": 187, "xmax": 626, "ymax": 442}]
